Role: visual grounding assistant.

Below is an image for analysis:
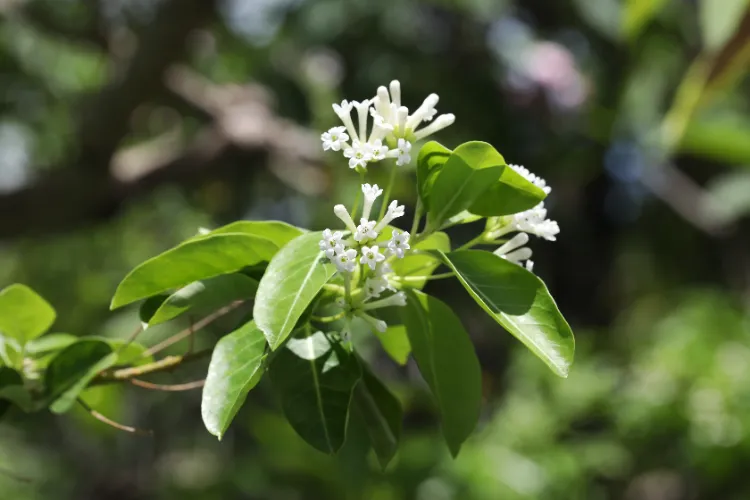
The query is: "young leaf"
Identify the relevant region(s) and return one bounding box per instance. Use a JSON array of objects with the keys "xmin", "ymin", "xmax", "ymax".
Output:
[
  {"xmin": 0, "ymin": 284, "xmax": 56, "ymax": 343},
  {"xmin": 353, "ymin": 358, "xmax": 403, "ymax": 469},
  {"xmin": 203, "ymin": 220, "xmax": 305, "ymax": 248},
  {"xmin": 111, "ymin": 233, "xmax": 277, "ymax": 309},
  {"xmin": 254, "ymin": 232, "xmax": 337, "ymax": 349},
  {"xmin": 426, "ymin": 141, "xmax": 504, "ymax": 229},
  {"xmin": 417, "ymin": 141, "xmax": 452, "ymax": 205},
  {"xmin": 399, "ymin": 290, "xmax": 482, "ymax": 457},
  {"xmin": 437, "ymin": 250, "xmax": 575, "ymax": 378},
  {"xmin": 141, "ymin": 274, "xmax": 259, "ymax": 326},
  {"xmin": 376, "ymin": 326, "xmax": 411, "ymax": 366},
  {"xmin": 202, "ymin": 320, "xmax": 267, "ymax": 439},
  {"xmin": 468, "ymin": 164, "xmax": 548, "ymax": 217},
  {"xmin": 25, "ymin": 333, "xmax": 78, "ymax": 355},
  {"xmin": 392, "ymin": 231, "xmax": 450, "ymax": 289},
  {"xmin": 45, "ymin": 339, "xmax": 118, "ymax": 414},
  {"xmin": 269, "ymin": 332, "xmax": 361, "ymax": 454}
]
